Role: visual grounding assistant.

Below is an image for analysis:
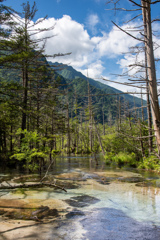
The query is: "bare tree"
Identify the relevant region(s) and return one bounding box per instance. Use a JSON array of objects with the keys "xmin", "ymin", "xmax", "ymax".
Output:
[
  {"xmin": 141, "ymin": 0, "xmax": 160, "ymax": 154},
  {"xmin": 106, "ymin": 0, "xmax": 160, "ymax": 155}
]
